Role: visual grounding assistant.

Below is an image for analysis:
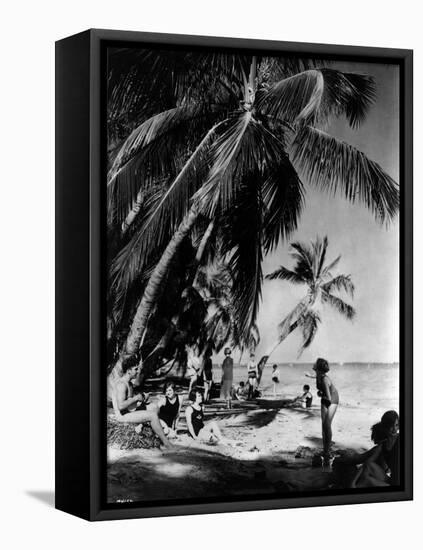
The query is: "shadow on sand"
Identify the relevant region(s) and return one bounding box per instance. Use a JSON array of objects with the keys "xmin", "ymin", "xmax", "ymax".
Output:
[{"xmin": 107, "ymin": 442, "xmax": 338, "ymax": 504}]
